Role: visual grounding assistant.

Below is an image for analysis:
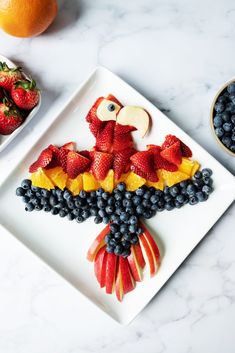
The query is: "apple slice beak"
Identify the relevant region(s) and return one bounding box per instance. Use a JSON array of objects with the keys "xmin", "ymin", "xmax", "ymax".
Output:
[{"xmin": 116, "ymin": 106, "xmax": 150, "ymax": 137}]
